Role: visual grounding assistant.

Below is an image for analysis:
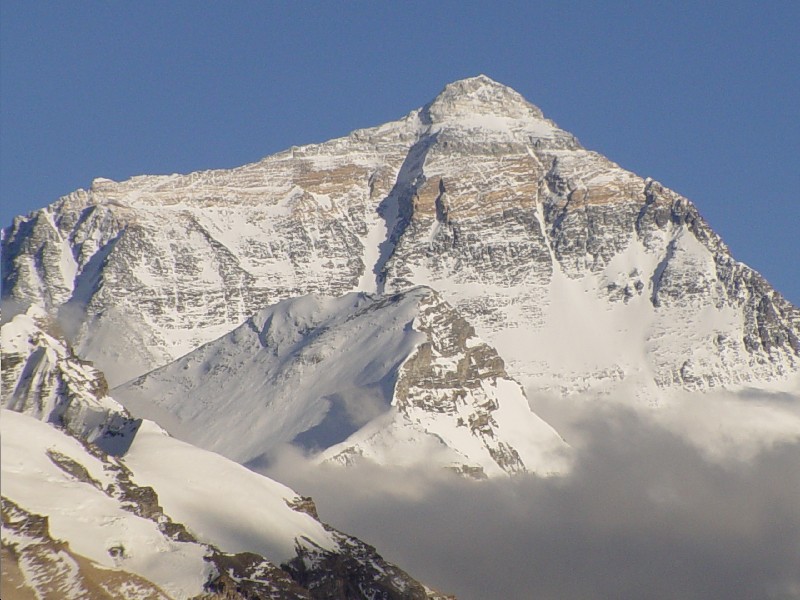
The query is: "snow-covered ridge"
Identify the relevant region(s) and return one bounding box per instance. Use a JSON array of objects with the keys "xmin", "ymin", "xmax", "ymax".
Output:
[
  {"xmin": 114, "ymin": 287, "xmax": 569, "ymax": 477},
  {"xmin": 1, "ymin": 408, "xmax": 454, "ymax": 600}
]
